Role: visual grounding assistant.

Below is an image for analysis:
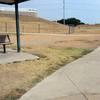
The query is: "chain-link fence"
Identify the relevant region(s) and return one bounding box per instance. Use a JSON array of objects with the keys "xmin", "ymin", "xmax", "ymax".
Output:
[
  {"xmin": 0, "ymin": 22, "xmax": 39, "ymax": 34},
  {"xmin": 0, "ymin": 22, "xmax": 68, "ymax": 34}
]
